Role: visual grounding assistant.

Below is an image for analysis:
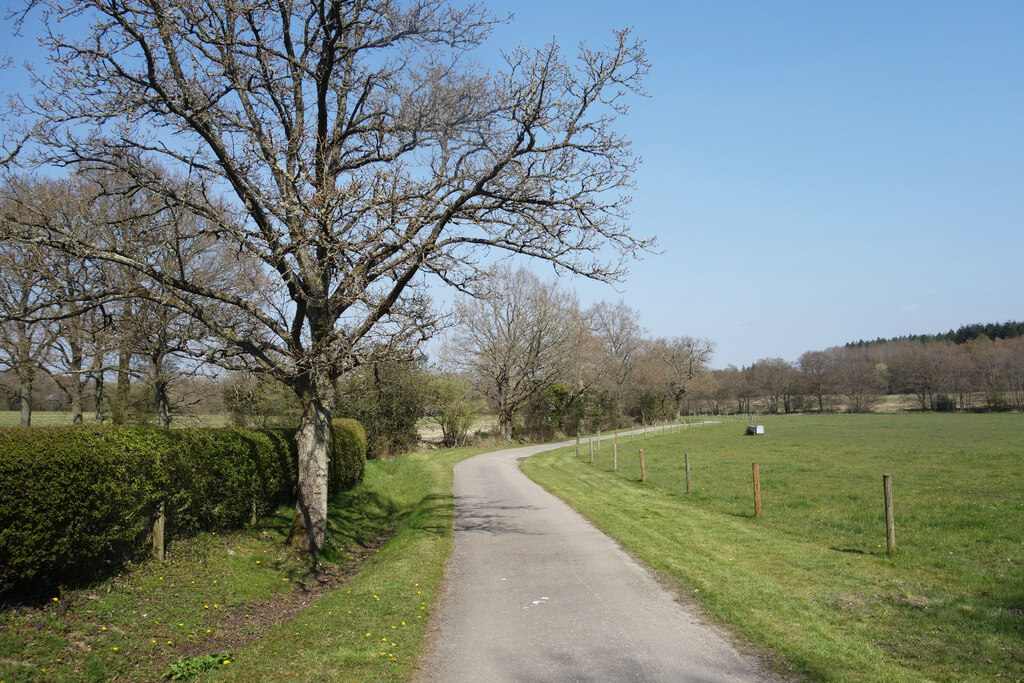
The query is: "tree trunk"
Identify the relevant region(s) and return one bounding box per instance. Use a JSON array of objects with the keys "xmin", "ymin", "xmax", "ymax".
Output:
[
  {"xmin": 91, "ymin": 355, "xmax": 106, "ymax": 424},
  {"xmin": 18, "ymin": 367, "xmax": 32, "ymax": 427},
  {"xmin": 114, "ymin": 346, "xmax": 131, "ymax": 425},
  {"xmin": 287, "ymin": 383, "xmax": 334, "ymax": 552},
  {"xmin": 496, "ymin": 410, "xmax": 513, "ymax": 441},
  {"xmin": 69, "ymin": 338, "xmax": 84, "ymax": 425},
  {"xmin": 154, "ymin": 378, "xmax": 171, "ymax": 429}
]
